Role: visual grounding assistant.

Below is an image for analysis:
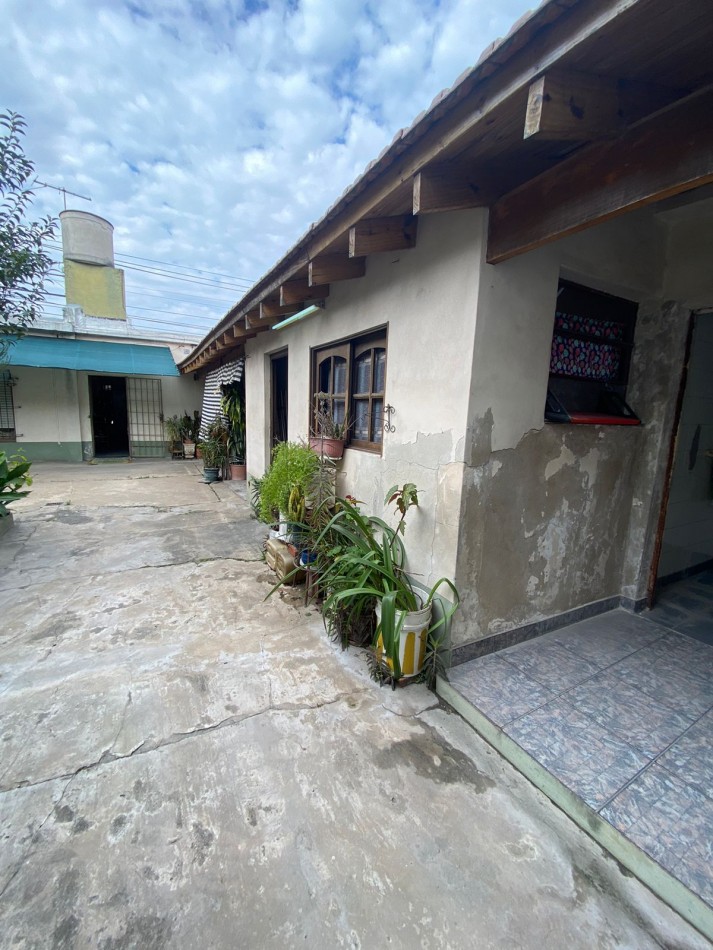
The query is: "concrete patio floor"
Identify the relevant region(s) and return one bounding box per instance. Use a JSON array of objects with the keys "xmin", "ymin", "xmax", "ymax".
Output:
[{"xmin": 0, "ymin": 460, "xmax": 709, "ymax": 948}]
